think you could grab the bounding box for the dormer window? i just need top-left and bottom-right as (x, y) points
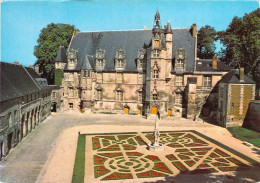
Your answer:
(117, 59), (124, 68)
(97, 59), (103, 68)
(115, 49), (126, 70)
(67, 49), (77, 69)
(137, 49), (146, 71)
(96, 48), (106, 70)
(175, 48), (186, 71)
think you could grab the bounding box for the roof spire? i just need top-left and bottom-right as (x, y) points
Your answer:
(166, 21), (172, 33)
(154, 10), (161, 28)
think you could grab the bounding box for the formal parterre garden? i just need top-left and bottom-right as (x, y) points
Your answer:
(72, 131), (257, 182)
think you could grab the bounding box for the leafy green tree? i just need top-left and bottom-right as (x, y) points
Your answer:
(218, 9), (260, 80)
(197, 25), (217, 59)
(34, 23), (77, 84)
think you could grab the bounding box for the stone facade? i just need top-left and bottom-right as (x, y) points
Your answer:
(55, 11), (255, 123)
(0, 62), (52, 160)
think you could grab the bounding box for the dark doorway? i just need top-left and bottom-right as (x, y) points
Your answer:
(0, 141), (3, 159)
(7, 132), (13, 152)
(51, 102), (57, 112)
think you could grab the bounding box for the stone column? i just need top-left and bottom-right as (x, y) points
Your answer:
(186, 83), (197, 119)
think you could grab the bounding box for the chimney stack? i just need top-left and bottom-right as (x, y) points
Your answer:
(13, 61), (19, 65)
(239, 67), (244, 82)
(73, 29), (78, 36)
(192, 23), (197, 37)
(35, 64), (39, 74)
(212, 54), (217, 69)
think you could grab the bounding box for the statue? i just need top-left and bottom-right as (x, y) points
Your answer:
(148, 115), (164, 151)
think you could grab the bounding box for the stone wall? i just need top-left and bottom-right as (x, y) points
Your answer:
(243, 101), (260, 132)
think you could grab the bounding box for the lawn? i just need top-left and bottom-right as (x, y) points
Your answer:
(72, 134), (86, 183)
(227, 127), (260, 148)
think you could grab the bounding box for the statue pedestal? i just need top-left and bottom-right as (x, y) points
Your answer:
(148, 143), (164, 152)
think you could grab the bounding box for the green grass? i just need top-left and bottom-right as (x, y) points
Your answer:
(227, 127), (260, 148)
(72, 134), (86, 183)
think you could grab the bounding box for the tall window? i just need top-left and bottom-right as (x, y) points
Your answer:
(175, 76), (183, 86)
(138, 92), (142, 102)
(97, 90), (102, 100)
(97, 59), (103, 68)
(69, 59), (74, 64)
(153, 50), (160, 57)
(116, 91), (123, 101)
(176, 60), (184, 71)
(52, 92), (56, 98)
(117, 59), (124, 68)
(153, 93), (158, 100)
(175, 93), (182, 104)
(153, 70), (159, 79)
(69, 103), (73, 109)
(203, 76), (212, 88)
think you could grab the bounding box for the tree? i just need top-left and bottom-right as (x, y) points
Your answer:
(197, 25), (217, 59)
(34, 23), (77, 84)
(218, 9), (260, 81)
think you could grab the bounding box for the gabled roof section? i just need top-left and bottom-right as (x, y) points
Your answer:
(196, 59), (232, 72)
(55, 46), (67, 63)
(25, 67), (41, 78)
(0, 62), (41, 102)
(171, 28), (196, 73)
(219, 70), (255, 84)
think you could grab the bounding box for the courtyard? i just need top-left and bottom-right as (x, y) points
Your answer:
(0, 112), (260, 183)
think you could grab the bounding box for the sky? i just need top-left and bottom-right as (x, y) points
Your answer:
(1, 0), (259, 66)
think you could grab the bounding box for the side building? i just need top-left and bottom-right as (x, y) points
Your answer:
(0, 61), (52, 160)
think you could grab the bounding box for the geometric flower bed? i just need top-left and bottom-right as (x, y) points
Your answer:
(73, 131), (257, 182)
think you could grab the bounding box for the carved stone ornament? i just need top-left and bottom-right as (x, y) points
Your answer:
(116, 49), (126, 59)
(138, 49), (146, 60)
(176, 48), (186, 59)
(96, 48), (105, 59)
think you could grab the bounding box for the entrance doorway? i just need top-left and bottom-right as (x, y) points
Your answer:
(168, 109), (172, 116)
(124, 107), (129, 114)
(151, 106), (157, 114)
(7, 132), (13, 152)
(138, 109), (141, 115)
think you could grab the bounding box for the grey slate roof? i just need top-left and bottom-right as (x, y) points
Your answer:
(196, 59), (232, 72)
(65, 28), (196, 73)
(0, 62), (41, 102)
(26, 67), (41, 78)
(55, 46), (67, 63)
(219, 69), (255, 84)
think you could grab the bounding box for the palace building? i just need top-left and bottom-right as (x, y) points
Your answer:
(55, 11), (256, 126)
